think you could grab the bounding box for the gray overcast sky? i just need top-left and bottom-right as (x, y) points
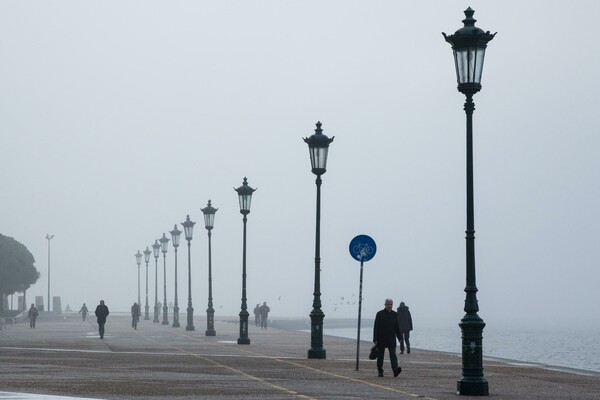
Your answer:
(1, 1), (599, 329)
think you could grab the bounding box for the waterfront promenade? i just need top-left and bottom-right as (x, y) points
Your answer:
(1, 315), (599, 399)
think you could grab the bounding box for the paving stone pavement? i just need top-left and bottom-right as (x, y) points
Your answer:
(1, 314), (599, 399)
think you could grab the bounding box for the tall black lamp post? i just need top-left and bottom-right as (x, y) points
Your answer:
(143, 246), (152, 320)
(182, 215), (196, 331)
(159, 233), (170, 325)
(304, 121), (334, 359)
(46, 234), (54, 312)
(135, 250), (142, 306)
(235, 178), (256, 345)
(152, 240), (161, 323)
(443, 8), (495, 396)
(170, 225), (182, 328)
(201, 199), (218, 336)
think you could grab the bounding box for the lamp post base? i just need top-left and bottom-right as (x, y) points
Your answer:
(206, 329), (216, 336)
(237, 337), (250, 345)
(457, 379), (489, 396)
(307, 348), (326, 359)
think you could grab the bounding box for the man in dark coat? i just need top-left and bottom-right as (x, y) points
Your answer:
(95, 300), (109, 339)
(373, 298), (402, 377)
(259, 302), (270, 329)
(397, 301), (413, 354)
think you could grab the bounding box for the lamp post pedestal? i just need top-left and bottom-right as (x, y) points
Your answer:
(237, 214), (250, 345)
(308, 308), (326, 359)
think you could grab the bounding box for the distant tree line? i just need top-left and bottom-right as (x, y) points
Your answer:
(0, 234), (40, 311)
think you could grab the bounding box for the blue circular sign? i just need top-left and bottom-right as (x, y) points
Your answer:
(349, 234), (377, 262)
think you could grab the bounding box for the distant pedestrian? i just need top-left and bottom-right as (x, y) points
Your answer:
(131, 302), (141, 329)
(79, 303), (88, 322)
(397, 302), (413, 354)
(372, 298), (402, 377)
(28, 304), (39, 328)
(259, 302), (270, 329)
(95, 300), (109, 339)
(253, 304), (261, 327)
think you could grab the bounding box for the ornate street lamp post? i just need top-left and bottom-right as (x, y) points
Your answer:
(152, 240), (161, 323)
(170, 225), (182, 328)
(201, 199), (218, 336)
(304, 121), (334, 359)
(443, 8), (495, 396)
(135, 250), (142, 306)
(182, 215), (196, 331)
(235, 178), (256, 345)
(143, 247), (152, 320)
(159, 233), (170, 325)
(46, 234), (54, 312)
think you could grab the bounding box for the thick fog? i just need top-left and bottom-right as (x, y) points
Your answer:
(1, 1), (599, 330)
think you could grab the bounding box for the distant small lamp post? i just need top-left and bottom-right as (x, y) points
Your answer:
(46, 234), (54, 312)
(201, 199), (218, 336)
(182, 215), (196, 331)
(135, 250), (142, 306)
(235, 177), (256, 345)
(159, 233), (170, 325)
(152, 240), (161, 323)
(170, 225), (182, 328)
(304, 121), (334, 359)
(443, 7), (495, 396)
(143, 247), (152, 320)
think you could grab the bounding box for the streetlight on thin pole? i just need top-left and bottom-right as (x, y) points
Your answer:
(182, 215), (196, 331)
(152, 240), (161, 323)
(170, 225), (182, 328)
(143, 246), (152, 320)
(201, 199), (218, 336)
(304, 121), (334, 359)
(46, 234), (54, 312)
(159, 233), (170, 325)
(443, 7), (495, 396)
(235, 177), (256, 345)
(135, 250), (142, 306)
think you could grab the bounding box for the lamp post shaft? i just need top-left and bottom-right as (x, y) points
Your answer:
(144, 261), (150, 320)
(154, 257), (159, 323)
(47, 237), (51, 312)
(238, 215), (250, 344)
(206, 230), (216, 336)
(308, 175), (326, 359)
(162, 253), (169, 325)
(137, 265), (141, 306)
(172, 247), (180, 327)
(457, 94), (488, 395)
(186, 240), (195, 331)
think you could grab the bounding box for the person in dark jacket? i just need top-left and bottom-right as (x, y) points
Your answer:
(95, 300), (109, 339)
(372, 298), (402, 377)
(396, 301), (413, 354)
(28, 304), (39, 328)
(259, 302), (270, 329)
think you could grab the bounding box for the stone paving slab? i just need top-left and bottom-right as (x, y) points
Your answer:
(1, 315), (599, 399)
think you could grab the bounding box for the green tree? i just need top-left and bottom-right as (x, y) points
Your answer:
(0, 234), (40, 311)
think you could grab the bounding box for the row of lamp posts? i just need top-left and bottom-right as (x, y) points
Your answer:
(132, 9), (493, 395)
(134, 200), (219, 335)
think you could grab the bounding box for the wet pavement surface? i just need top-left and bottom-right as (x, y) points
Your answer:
(1, 315), (599, 399)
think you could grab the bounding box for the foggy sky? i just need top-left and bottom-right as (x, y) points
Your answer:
(1, 1), (599, 330)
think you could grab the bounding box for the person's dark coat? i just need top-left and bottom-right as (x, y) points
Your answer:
(396, 304), (413, 332)
(373, 308), (401, 347)
(95, 303), (109, 323)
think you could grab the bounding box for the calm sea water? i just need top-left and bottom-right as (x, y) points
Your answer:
(323, 325), (600, 374)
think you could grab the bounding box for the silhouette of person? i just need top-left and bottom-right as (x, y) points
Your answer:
(79, 303), (88, 322)
(253, 304), (261, 327)
(94, 300), (109, 339)
(373, 298), (402, 377)
(259, 302), (270, 329)
(396, 301), (413, 354)
(28, 304), (39, 328)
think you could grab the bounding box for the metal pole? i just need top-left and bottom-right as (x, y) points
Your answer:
(154, 256), (159, 323)
(46, 235), (53, 312)
(144, 260), (150, 320)
(186, 240), (195, 331)
(309, 175), (326, 359)
(172, 246), (180, 327)
(206, 229), (216, 336)
(238, 215), (250, 344)
(162, 252), (169, 325)
(355, 260), (365, 370)
(458, 93), (488, 394)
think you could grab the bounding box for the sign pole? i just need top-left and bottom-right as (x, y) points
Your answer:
(355, 259), (364, 371)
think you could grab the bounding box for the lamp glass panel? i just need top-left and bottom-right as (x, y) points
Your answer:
(171, 232), (181, 247)
(136, 253), (142, 264)
(153, 245), (160, 258)
(238, 193), (252, 212)
(309, 146), (329, 170)
(144, 250), (151, 263)
(454, 47), (486, 84)
(204, 213), (215, 228)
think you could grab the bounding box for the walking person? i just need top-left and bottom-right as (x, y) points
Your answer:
(95, 300), (109, 339)
(79, 303), (88, 322)
(259, 302), (270, 329)
(397, 301), (413, 354)
(131, 302), (141, 329)
(372, 298), (402, 377)
(253, 304), (261, 327)
(28, 304), (39, 328)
